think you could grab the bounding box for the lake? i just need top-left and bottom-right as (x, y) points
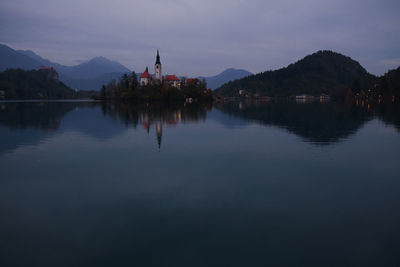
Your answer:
(1, 100), (400, 266)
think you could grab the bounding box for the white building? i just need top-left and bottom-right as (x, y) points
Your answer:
(139, 66), (151, 86)
(164, 75), (180, 88)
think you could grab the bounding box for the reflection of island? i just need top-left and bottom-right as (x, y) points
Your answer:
(0, 101), (212, 154)
(99, 102), (212, 150)
(366, 100), (400, 132)
(215, 100), (400, 145)
(1, 99), (399, 154)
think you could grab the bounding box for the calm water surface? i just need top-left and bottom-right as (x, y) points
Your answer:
(1, 100), (400, 266)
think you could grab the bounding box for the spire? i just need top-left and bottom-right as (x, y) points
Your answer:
(145, 66), (148, 72)
(155, 49), (161, 65)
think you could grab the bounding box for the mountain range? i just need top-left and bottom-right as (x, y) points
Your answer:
(199, 69), (252, 89)
(0, 44), (252, 91)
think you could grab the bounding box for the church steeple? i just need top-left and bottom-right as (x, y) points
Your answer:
(155, 49), (161, 65)
(154, 49), (162, 81)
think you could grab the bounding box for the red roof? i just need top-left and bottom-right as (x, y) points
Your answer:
(140, 69), (151, 79)
(40, 66), (55, 71)
(186, 78), (198, 84)
(164, 75), (180, 81)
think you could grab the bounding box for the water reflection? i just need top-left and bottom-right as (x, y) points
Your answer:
(1, 100), (400, 267)
(215, 99), (400, 145)
(99, 102), (212, 149)
(0, 101), (90, 130)
(0, 100), (399, 153)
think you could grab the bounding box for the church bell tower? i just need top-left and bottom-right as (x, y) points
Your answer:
(154, 49), (162, 81)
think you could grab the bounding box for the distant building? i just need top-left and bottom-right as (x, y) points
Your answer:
(296, 94), (314, 103)
(39, 66), (59, 81)
(39, 66), (56, 71)
(140, 66), (151, 86)
(164, 75), (180, 88)
(186, 78), (198, 85)
(319, 94), (330, 102)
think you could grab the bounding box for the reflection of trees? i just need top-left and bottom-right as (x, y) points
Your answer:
(99, 102), (211, 128)
(0, 101), (95, 131)
(2, 99), (398, 149)
(354, 100), (400, 132)
(215, 100), (377, 145)
(99, 101), (212, 149)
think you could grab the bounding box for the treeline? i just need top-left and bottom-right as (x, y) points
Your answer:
(0, 69), (96, 99)
(378, 67), (400, 97)
(349, 66), (400, 102)
(98, 72), (213, 101)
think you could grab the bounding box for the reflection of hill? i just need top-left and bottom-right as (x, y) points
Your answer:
(0, 101), (213, 154)
(0, 101), (97, 155)
(60, 105), (127, 140)
(215, 101), (374, 145)
(367, 102), (400, 131)
(2, 100), (398, 153)
(0, 101), (83, 130)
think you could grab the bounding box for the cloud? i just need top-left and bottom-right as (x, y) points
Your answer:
(0, 0), (399, 76)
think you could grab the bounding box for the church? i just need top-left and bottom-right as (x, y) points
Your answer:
(139, 50), (180, 88)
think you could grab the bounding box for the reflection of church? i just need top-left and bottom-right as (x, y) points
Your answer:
(99, 102), (209, 150)
(140, 110), (182, 151)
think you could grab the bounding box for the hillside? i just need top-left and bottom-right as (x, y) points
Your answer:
(379, 67), (400, 97)
(199, 68), (252, 89)
(0, 69), (79, 99)
(215, 50), (374, 97)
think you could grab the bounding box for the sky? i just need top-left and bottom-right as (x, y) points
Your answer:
(1, 0), (400, 76)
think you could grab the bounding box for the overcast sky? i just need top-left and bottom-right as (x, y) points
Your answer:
(1, 0), (399, 76)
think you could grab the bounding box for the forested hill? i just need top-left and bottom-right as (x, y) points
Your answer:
(215, 50), (374, 98)
(378, 66), (400, 97)
(0, 69), (84, 99)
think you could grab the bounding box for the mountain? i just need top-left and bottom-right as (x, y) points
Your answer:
(17, 49), (63, 68)
(19, 50), (131, 90)
(59, 57), (130, 80)
(215, 50), (374, 98)
(62, 72), (131, 92)
(199, 68), (252, 90)
(0, 44), (41, 71)
(1, 44), (131, 91)
(18, 49), (131, 79)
